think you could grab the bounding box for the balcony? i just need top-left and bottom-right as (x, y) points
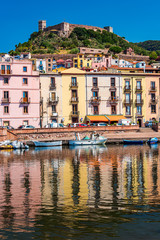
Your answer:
(93, 111), (99, 115)
(50, 112), (58, 119)
(91, 85), (99, 91)
(50, 84), (56, 90)
(20, 97), (31, 104)
(107, 96), (119, 105)
(150, 98), (158, 105)
(124, 85), (131, 92)
(48, 96), (59, 104)
(149, 86), (157, 92)
(135, 86), (142, 92)
(135, 99), (144, 105)
(123, 99), (133, 105)
(70, 111), (80, 117)
(70, 97), (79, 103)
(109, 86), (117, 91)
(90, 96), (101, 105)
(136, 112), (143, 117)
(70, 83), (78, 89)
(1, 97), (10, 103)
(0, 70), (12, 75)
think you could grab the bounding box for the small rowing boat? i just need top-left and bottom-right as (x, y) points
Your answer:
(33, 141), (62, 147)
(123, 139), (144, 145)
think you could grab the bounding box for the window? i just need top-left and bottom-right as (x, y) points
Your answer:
(125, 93), (130, 103)
(48, 64), (51, 67)
(23, 91), (28, 102)
(48, 59), (51, 62)
(93, 78), (98, 87)
(52, 105), (56, 112)
(137, 106), (142, 115)
(136, 81), (141, 89)
(23, 78), (28, 84)
(136, 93), (142, 103)
(4, 78), (8, 84)
(125, 80), (130, 89)
(23, 66), (27, 72)
(87, 63), (89, 67)
(4, 91), (9, 99)
(40, 60), (42, 65)
(3, 121), (9, 126)
(48, 68), (51, 71)
(151, 93), (155, 101)
(151, 81), (155, 90)
(111, 105), (116, 114)
(23, 120), (28, 126)
(51, 77), (55, 87)
(4, 106), (9, 114)
(23, 106), (28, 113)
(111, 78), (115, 87)
(111, 91), (116, 100)
(72, 104), (78, 114)
(72, 90), (77, 100)
(93, 91), (98, 99)
(71, 77), (77, 86)
(126, 106), (131, 115)
(75, 64), (77, 68)
(151, 105), (156, 113)
(93, 106), (99, 115)
(74, 60), (77, 63)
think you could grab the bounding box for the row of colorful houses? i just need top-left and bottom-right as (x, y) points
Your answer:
(0, 56), (160, 128)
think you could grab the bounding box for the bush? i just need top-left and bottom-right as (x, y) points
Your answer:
(109, 46), (122, 54)
(69, 48), (79, 54)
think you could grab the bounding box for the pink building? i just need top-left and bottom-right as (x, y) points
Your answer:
(91, 56), (112, 69)
(0, 57), (40, 128)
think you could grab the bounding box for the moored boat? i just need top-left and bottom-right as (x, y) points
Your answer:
(123, 139), (144, 145)
(69, 132), (107, 146)
(147, 137), (158, 144)
(33, 140), (62, 147)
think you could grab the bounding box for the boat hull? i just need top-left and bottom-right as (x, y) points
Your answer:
(148, 137), (158, 145)
(123, 140), (144, 145)
(69, 139), (107, 146)
(33, 141), (62, 147)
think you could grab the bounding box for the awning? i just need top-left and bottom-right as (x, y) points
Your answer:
(86, 115), (109, 122)
(106, 115), (126, 122)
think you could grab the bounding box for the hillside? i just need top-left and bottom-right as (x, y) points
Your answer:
(136, 40), (160, 53)
(9, 27), (149, 56)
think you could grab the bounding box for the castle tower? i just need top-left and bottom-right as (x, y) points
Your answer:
(38, 20), (46, 31)
(104, 26), (113, 33)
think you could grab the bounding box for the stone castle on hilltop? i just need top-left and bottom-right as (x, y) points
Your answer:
(38, 20), (113, 38)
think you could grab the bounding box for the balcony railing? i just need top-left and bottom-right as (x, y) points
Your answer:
(135, 99), (144, 105)
(124, 85), (131, 92)
(150, 98), (158, 105)
(50, 84), (56, 90)
(48, 96), (59, 104)
(0, 70), (12, 75)
(70, 83), (78, 89)
(107, 96), (119, 105)
(90, 96), (101, 105)
(1, 97), (10, 103)
(93, 111), (99, 115)
(109, 86), (117, 91)
(20, 97), (31, 104)
(136, 111), (143, 116)
(149, 86), (157, 92)
(91, 85), (99, 91)
(135, 86), (142, 92)
(51, 112), (58, 118)
(123, 99), (133, 105)
(70, 97), (79, 103)
(70, 111), (80, 116)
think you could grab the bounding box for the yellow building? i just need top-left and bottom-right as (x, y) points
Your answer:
(145, 74), (160, 122)
(122, 73), (146, 126)
(73, 54), (92, 69)
(61, 68), (86, 124)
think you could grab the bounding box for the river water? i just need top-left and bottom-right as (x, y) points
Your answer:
(0, 144), (160, 239)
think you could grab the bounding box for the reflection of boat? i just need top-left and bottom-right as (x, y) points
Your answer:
(0, 140), (29, 149)
(69, 132), (107, 146)
(123, 140), (144, 145)
(33, 146), (62, 152)
(147, 137), (158, 144)
(69, 145), (107, 150)
(33, 141), (62, 147)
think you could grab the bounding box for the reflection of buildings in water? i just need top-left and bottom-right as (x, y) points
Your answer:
(0, 157), (41, 230)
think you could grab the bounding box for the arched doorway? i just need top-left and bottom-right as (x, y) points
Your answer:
(137, 119), (142, 127)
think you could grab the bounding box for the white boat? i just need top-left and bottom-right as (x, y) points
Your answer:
(69, 132), (107, 146)
(33, 141), (62, 147)
(12, 140), (29, 149)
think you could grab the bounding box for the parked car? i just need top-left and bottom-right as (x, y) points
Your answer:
(89, 123), (97, 127)
(7, 126), (14, 130)
(97, 122), (107, 126)
(18, 125), (26, 129)
(24, 125), (35, 129)
(76, 123), (88, 127)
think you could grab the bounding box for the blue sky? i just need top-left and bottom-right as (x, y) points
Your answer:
(1, 0), (160, 53)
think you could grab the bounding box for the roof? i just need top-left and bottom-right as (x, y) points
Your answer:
(106, 115), (126, 121)
(87, 115), (109, 122)
(57, 59), (65, 63)
(61, 67), (85, 74)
